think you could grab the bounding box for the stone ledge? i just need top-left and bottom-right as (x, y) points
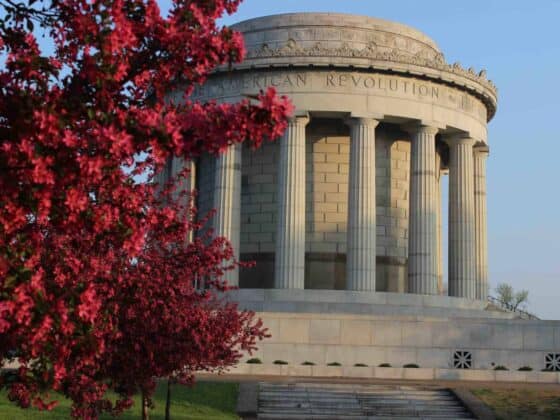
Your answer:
(219, 364), (560, 384)
(226, 288), (516, 320)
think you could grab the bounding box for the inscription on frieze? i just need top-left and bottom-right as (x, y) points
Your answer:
(325, 73), (440, 98)
(192, 70), (485, 120)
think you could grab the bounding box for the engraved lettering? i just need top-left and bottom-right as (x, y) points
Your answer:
(252, 76), (262, 89)
(271, 75), (281, 87)
(432, 87), (439, 99)
(296, 74), (307, 87)
(351, 75), (362, 87)
(364, 76), (375, 88)
(378, 77), (386, 90)
(402, 81), (409, 93)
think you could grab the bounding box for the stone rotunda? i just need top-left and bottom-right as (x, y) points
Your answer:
(165, 14), (560, 372)
(190, 13), (495, 300)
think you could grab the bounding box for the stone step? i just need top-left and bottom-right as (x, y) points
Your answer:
(259, 392), (456, 400)
(258, 407), (470, 414)
(259, 396), (458, 404)
(258, 415), (473, 420)
(260, 391), (453, 400)
(257, 383), (474, 419)
(260, 387), (451, 395)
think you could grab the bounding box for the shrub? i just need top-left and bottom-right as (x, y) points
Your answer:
(273, 360), (288, 365)
(327, 362), (341, 366)
(246, 358), (262, 364)
(494, 365), (508, 371)
(518, 366), (533, 371)
(378, 363), (392, 368)
(403, 363), (419, 368)
(354, 363), (368, 367)
(301, 361), (315, 366)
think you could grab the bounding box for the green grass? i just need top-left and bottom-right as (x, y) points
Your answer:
(472, 388), (560, 420)
(0, 381), (240, 419)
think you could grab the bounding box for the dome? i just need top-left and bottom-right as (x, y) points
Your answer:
(232, 12), (442, 60)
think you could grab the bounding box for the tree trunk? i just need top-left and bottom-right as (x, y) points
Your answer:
(165, 378), (172, 420)
(142, 392), (150, 420)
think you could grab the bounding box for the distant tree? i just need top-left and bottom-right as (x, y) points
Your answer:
(495, 283), (529, 311)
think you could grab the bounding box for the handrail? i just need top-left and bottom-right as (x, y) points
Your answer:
(487, 296), (539, 320)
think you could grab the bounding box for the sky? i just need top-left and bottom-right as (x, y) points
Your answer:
(211, 0), (560, 319)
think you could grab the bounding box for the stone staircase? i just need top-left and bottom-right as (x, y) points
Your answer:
(256, 383), (475, 419)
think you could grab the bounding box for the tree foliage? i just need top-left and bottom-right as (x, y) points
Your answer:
(495, 283), (529, 311)
(0, 0), (292, 417)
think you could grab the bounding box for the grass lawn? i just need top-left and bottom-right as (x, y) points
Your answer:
(0, 381), (240, 419)
(472, 388), (560, 420)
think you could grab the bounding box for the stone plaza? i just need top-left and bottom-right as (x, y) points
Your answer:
(166, 13), (560, 376)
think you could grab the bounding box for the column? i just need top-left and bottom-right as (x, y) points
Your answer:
(435, 153), (444, 295)
(407, 125), (439, 295)
(214, 144), (242, 286)
(275, 115), (309, 289)
(156, 156), (196, 220)
(447, 136), (476, 299)
(474, 147), (489, 300)
(346, 117), (379, 292)
(173, 157), (197, 242)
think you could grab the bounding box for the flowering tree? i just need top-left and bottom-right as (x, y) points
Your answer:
(0, 0), (292, 418)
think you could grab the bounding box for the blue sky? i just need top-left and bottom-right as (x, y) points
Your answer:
(214, 0), (560, 318)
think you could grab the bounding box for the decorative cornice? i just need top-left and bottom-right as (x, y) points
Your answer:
(245, 40), (497, 98)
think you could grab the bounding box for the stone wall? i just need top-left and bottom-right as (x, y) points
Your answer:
(245, 310), (560, 371)
(196, 153), (216, 237)
(305, 120), (349, 289)
(196, 121), (446, 291)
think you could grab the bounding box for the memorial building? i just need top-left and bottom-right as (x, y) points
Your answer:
(167, 13), (560, 375)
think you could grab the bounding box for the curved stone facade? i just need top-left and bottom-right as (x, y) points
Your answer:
(184, 13), (497, 301)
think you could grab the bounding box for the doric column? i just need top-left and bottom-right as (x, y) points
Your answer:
(406, 125), (439, 295)
(214, 144), (242, 286)
(447, 136), (476, 299)
(275, 115), (309, 289)
(176, 158), (197, 243)
(157, 157), (197, 242)
(435, 153), (445, 295)
(474, 146), (489, 300)
(346, 117), (379, 292)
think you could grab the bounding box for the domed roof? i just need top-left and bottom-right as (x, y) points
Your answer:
(232, 13), (442, 61)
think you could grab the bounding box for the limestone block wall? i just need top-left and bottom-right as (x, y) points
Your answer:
(377, 129), (411, 292)
(246, 311), (560, 372)
(196, 153), (216, 236)
(196, 121), (436, 291)
(305, 120), (349, 289)
(303, 121), (410, 291)
(238, 141), (279, 287)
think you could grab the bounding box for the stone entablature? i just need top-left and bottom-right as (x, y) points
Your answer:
(193, 69), (489, 144)
(227, 13), (497, 121)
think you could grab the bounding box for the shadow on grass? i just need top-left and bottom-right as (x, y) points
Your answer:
(0, 381), (239, 420)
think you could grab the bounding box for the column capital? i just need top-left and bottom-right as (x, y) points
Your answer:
(474, 145), (490, 156)
(345, 116), (380, 128)
(287, 114), (311, 126)
(444, 134), (476, 147)
(402, 122), (441, 136)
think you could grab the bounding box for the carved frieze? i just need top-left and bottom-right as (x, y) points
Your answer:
(244, 39), (497, 96)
